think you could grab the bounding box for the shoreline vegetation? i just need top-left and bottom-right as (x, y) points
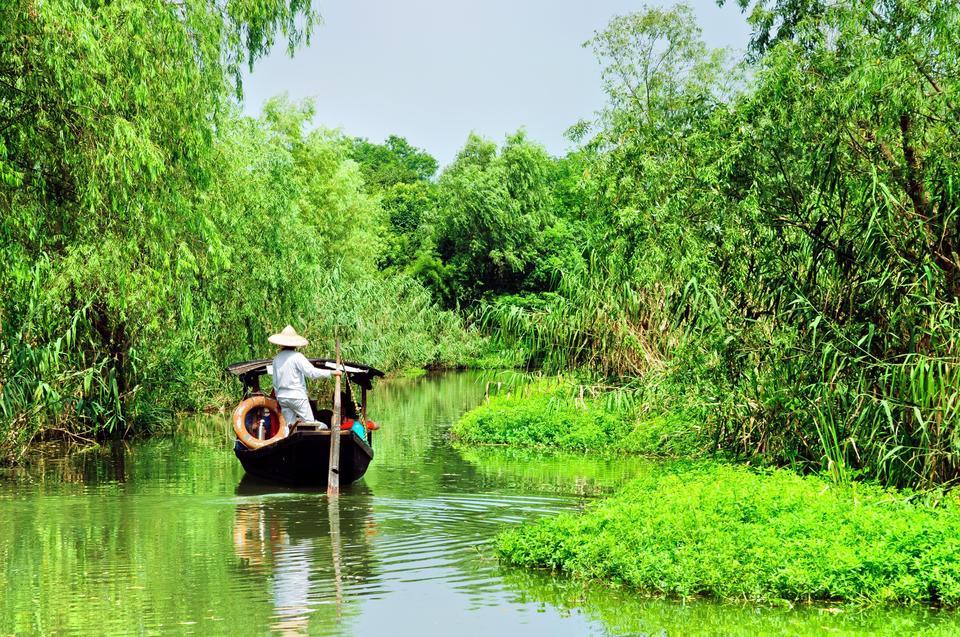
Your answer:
(454, 387), (960, 607)
(5, 0), (958, 480)
(452, 380), (706, 457)
(496, 461), (960, 607)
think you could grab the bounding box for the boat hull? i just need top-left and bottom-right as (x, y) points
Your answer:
(234, 430), (373, 486)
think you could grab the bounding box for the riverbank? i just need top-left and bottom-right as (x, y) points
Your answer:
(451, 381), (706, 456)
(453, 385), (960, 607)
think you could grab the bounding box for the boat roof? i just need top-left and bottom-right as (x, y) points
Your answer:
(226, 358), (385, 390)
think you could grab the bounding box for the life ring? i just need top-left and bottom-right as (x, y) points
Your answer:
(233, 395), (288, 449)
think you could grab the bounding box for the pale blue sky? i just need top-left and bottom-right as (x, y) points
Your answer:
(241, 1), (751, 167)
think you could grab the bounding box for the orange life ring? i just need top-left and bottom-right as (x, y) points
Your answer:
(233, 395), (288, 449)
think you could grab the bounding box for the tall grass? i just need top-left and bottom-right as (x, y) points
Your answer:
(484, 251), (682, 377)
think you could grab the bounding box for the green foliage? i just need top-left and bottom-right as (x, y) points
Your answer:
(379, 181), (439, 270)
(7, 0), (960, 494)
(431, 132), (581, 306)
(346, 129), (586, 311)
(349, 135), (438, 189)
(347, 135), (440, 271)
(453, 391), (629, 452)
(588, 3), (732, 127)
(486, 2), (960, 489)
(0, 0), (314, 459)
(720, 0), (828, 56)
(458, 339), (529, 371)
(497, 463), (960, 606)
(484, 2), (734, 378)
(0, 1), (479, 462)
(705, 1), (960, 487)
(452, 382), (708, 456)
(617, 411), (707, 457)
(298, 264), (480, 372)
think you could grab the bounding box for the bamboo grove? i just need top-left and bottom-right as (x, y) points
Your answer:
(2, 0), (959, 489)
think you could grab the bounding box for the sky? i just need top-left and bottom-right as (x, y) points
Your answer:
(241, 0), (753, 167)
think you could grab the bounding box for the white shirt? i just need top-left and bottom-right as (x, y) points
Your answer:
(271, 350), (332, 399)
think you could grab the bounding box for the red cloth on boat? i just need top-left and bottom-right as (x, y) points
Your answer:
(339, 419), (380, 431)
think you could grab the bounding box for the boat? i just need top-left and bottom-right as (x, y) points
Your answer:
(225, 357), (384, 486)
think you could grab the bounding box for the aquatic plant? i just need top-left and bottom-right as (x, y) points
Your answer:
(452, 382), (708, 457)
(497, 463), (960, 606)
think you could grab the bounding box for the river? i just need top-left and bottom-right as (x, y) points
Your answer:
(2, 372), (958, 635)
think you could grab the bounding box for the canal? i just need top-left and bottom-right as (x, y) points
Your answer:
(2, 372), (957, 635)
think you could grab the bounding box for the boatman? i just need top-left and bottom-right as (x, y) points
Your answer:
(268, 325), (341, 432)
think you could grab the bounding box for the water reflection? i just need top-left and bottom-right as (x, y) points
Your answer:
(498, 567), (960, 637)
(241, 501), (314, 634)
(232, 480), (378, 635)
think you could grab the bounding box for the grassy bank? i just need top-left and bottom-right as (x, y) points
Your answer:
(451, 382), (706, 456)
(496, 463), (960, 606)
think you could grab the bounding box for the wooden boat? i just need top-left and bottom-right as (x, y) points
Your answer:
(226, 358), (384, 486)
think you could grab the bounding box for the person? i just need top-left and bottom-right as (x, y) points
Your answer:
(339, 385), (358, 420)
(268, 325), (341, 432)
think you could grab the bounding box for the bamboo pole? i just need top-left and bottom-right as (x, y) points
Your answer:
(327, 339), (342, 496)
(327, 493), (343, 617)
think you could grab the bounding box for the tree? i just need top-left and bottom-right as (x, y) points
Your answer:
(719, 0), (829, 56)
(349, 135), (438, 189)
(0, 0), (319, 453)
(432, 132), (573, 306)
(346, 135), (439, 271)
(491, 1), (960, 487)
(587, 3), (730, 130)
(707, 0), (960, 484)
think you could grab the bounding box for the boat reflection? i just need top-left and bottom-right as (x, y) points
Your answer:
(233, 478), (378, 635)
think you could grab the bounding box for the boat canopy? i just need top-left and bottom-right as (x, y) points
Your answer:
(226, 358), (385, 391)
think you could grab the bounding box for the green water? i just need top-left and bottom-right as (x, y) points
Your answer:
(2, 372), (959, 636)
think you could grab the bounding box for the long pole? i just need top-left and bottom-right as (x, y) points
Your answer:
(327, 493), (343, 617)
(327, 339), (342, 496)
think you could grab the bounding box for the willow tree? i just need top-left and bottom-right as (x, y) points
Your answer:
(0, 0), (317, 457)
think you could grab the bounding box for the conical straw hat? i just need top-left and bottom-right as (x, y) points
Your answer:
(268, 325), (309, 347)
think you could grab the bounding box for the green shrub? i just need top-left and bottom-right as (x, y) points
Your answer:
(452, 383), (711, 456)
(497, 463), (960, 606)
(452, 390), (630, 452)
